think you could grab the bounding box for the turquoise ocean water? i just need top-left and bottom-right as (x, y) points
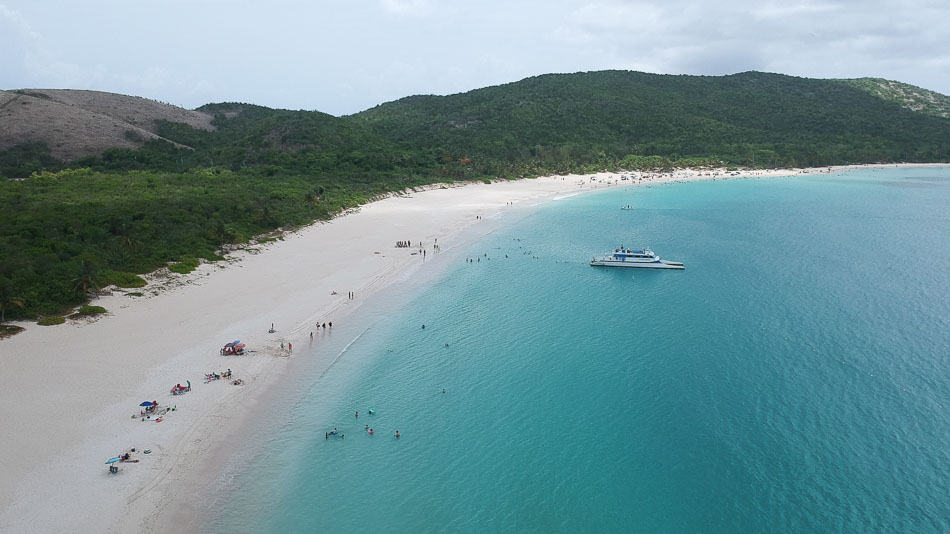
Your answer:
(210, 167), (950, 532)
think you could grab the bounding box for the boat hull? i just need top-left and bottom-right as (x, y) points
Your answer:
(589, 259), (684, 270)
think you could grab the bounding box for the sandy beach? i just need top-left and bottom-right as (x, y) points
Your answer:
(0, 164), (935, 532)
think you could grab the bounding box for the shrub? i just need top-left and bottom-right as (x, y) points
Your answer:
(37, 316), (66, 326)
(0, 324), (25, 338)
(78, 305), (107, 315)
(103, 271), (147, 288)
(168, 256), (200, 274)
(168, 263), (191, 274)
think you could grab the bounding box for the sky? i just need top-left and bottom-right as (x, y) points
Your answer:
(1, 0), (948, 116)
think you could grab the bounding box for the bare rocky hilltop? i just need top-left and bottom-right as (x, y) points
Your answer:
(0, 89), (213, 161)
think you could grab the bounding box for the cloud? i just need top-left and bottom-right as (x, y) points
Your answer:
(543, 0), (950, 95)
(0, 4), (87, 88)
(379, 0), (432, 16)
(2, 0), (948, 113)
(752, 1), (840, 20)
(0, 4), (39, 84)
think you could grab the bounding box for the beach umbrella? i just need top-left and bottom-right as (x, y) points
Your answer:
(139, 401), (154, 406)
(105, 457), (121, 464)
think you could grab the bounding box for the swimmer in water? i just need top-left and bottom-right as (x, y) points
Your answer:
(369, 428), (374, 435)
(395, 430), (400, 438)
(442, 388), (446, 393)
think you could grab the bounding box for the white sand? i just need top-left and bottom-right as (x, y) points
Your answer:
(0, 164), (930, 532)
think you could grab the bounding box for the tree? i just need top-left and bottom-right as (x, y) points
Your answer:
(0, 276), (24, 323)
(72, 258), (101, 300)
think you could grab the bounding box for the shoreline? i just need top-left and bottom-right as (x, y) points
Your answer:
(0, 163), (944, 532)
(155, 199), (532, 533)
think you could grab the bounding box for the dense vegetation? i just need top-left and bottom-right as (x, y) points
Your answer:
(0, 166), (437, 319)
(354, 71), (950, 173)
(0, 142), (62, 178)
(841, 77), (950, 119)
(2, 70), (949, 320)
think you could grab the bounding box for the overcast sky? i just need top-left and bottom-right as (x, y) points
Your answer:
(2, 0), (948, 116)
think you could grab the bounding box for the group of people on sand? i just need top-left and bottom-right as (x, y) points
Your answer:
(138, 400), (172, 422)
(205, 369), (231, 381)
(142, 401), (159, 414)
(109, 448), (144, 473)
(309, 321), (333, 341)
(119, 449), (141, 463)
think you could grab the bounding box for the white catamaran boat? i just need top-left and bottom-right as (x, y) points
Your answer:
(589, 245), (684, 270)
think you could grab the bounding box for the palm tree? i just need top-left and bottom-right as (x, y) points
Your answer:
(0, 276), (24, 324)
(73, 258), (101, 300)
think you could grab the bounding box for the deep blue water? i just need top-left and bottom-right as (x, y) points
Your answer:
(211, 167), (950, 533)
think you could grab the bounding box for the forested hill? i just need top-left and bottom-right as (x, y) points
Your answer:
(2, 70), (950, 323)
(352, 70), (950, 173)
(4, 71), (950, 179)
(840, 77), (950, 118)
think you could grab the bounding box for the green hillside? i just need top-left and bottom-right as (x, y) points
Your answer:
(841, 78), (950, 119)
(68, 102), (436, 178)
(0, 106), (443, 321)
(353, 70), (950, 174)
(2, 70), (950, 322)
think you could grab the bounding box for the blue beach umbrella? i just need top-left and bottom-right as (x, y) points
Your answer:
(139, 401), (154, 407)
(105, 457), (121, 464)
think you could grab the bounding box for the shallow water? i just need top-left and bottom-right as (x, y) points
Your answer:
(210, 167), (950, 533)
